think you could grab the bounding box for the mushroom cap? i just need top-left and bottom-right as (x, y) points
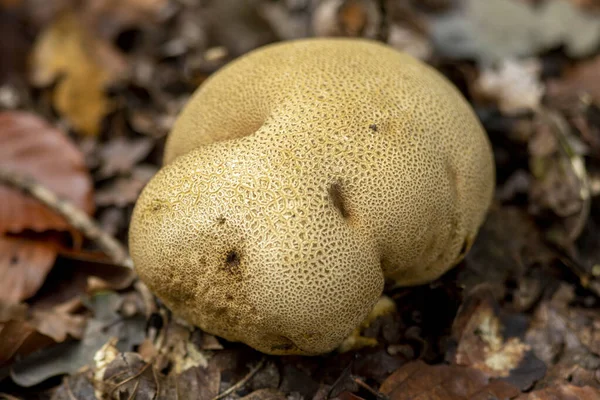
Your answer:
(129, 38), (495, 355)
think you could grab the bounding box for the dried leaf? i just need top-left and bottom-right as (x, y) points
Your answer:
(474, 59), (544, 115)
(100, 352), (157, 399)
(10, 292), (146, 387)
(452, 286), (532, 378)
(0, 237), (57, 302)
(0, 111), (94, 234)
(0, 298), (85, 367)
(515, 384), (600, 399)
(547, 55), (600, 107)
(525, 284), (600, 388)
(379, 360), (520, 400)
(29, 11), (126, 136)
(0, 111), (94, 301)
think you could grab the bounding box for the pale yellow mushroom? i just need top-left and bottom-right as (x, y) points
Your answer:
(129, 38), (495, 355)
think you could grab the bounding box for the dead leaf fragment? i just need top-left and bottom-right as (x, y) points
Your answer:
(0, 298), (86, 367)
(515, 384), (600, 399)
(0, 237), (57, 303)
(547, 55), (600, 107)
(379, 360), (520, 400)
(0, 111), (94, 234)
(475, 59), (544, 114)
(452, 287), (531, 378)
(30, 11), (126, 136)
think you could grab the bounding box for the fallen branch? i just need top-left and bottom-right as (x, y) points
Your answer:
(0, 167), (133, 269)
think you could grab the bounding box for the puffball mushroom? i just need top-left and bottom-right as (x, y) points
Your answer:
(129, 38), (495, 355)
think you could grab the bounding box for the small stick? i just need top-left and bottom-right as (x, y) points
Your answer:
(211, 357), (266, 400)
(351, 376), (389, 400)
(0, 168), (133, 269)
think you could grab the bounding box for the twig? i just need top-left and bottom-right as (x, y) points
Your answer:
(0, 168), (133, 269)
(351, 376), (389, 400)
(110, 362), (151, 396)
(211, 357), (266, 400)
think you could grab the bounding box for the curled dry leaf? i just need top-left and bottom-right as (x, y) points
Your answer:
(0, 111), (94, 234)
(30, 11), (127, 136)
(0, 111), (94, 302)
(0, 298), (86, 367)
(379, 360), (520, 400)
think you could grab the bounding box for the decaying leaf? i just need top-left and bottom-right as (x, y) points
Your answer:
(546, 55), (600, 108)
(515, 384), (600, 399)
(29, 11), (126, 136)
(0, 237), (57, 303)
(0, 111), (94, 234)
(474, 59), (544, 115)
(525, 283), (600, 388)
(450, 285), (546, 390)
(0, 111), (94, 302)
(379, 360), (520, 400)
(9, 292), (146, 387)
(0, 298), (86, 367)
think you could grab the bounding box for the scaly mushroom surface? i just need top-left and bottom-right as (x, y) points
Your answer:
(129, 38), (495, 355)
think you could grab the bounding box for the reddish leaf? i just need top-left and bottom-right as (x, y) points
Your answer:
(0, 111), (94, 235)
(379, 360), (520, 400)
(0, 237), (57, 302)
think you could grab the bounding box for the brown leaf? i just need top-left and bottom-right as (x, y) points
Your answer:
(0, 111), (94, 234)
(379, 360), (519, 400)
(0, 237), (57, 302)
(29, 11), (127, 136)
(100, 352), (158, 399)
(515, 384), (600, 399)
(0, 299), (85, 367)
(525, 284), (600, 387)
(452, 286), (532, 378)
(547, 55), (600, 108)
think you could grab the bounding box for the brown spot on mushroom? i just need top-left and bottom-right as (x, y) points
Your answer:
(369, 123), (378, 132)
(224, 249), (241, 270)
(329, 181), (350, 220)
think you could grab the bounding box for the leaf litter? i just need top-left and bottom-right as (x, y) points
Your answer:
(1, 0), (600, 399)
